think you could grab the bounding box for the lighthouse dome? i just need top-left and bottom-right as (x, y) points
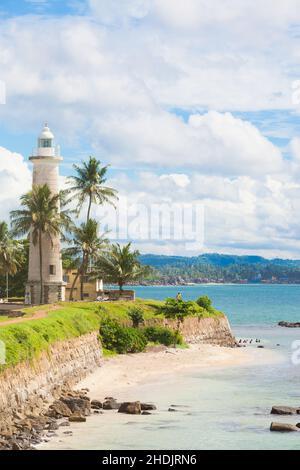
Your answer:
(39, 124), (54, 140)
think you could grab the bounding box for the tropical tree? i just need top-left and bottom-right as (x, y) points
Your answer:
(65, 219), (108, 301)
(10, 184), (72, 304)
(0, 222), (24, 301)
(95, 243), (150, 291)
(67, 157), (118, 222)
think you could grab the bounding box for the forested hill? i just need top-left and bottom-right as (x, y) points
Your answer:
(139, 253), (300, 284)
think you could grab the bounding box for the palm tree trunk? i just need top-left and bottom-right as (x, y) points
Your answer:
(6, 272), (8, 303)
(39, 230), (43, 304)
(87, 194), (92, 222)
(80, 255), (88, 300)
(69, 270), (80, 301)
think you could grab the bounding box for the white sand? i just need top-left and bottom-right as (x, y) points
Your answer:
(76, 344), (282, 400)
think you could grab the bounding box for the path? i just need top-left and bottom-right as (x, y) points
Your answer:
(0, 305), (60, 327)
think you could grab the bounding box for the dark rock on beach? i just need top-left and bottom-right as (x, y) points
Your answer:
(270, 422), (300, 432)
(278, 321), (300, 328)
(91, 400), (103, 410)
(141, 403), (157, 411)
(118, 402), (142, 415)
(103, 398), (120, 410)
(271, 406), (300, 415)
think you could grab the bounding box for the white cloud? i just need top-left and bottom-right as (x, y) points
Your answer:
(92, 110), (284, 176)
(0, 147), (31, 220)
(0, 4), (299, 256)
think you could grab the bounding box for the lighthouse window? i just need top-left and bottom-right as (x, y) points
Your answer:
(49, 265), (56, 275)
(40, 139), (52, 148)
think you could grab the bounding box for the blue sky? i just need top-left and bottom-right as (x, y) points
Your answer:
(1, 1), (300, 258)
(0, 0), (84, 17)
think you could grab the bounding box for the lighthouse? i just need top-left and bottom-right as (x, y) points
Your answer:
(26, 124), (65, 304)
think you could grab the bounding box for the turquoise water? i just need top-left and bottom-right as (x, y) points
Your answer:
(46, 285), (300, 450)
(133, 284), (300, 326)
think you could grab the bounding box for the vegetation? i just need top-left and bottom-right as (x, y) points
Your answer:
(10, 185), (72, 303)
(0, 222), (24, 300)
(66, 156), (118, 296)
(127, 306), (144, 328)
(0, 306), (102, 369)
(65, 219), (108, 301)
(139, 253), (300, 284)
(99, 316), (147, 354)
(0, 297), (223, 367)
(67, 156), (118, 223)
(95, 242), (151, 291)
(144, 326), (183, 347)
(196, 295), (213, 312)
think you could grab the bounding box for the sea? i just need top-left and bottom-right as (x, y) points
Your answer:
(44, 285), (300, 450)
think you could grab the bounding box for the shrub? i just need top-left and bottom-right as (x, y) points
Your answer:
(144, 326), (183, 346)
(196, 295), (213, 312)
(99, 316), (147, 354)
(127, 306), (144, 328)
(159, 298), (199, 322)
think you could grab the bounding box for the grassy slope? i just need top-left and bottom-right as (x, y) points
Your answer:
(0, 299), (223, 370)
(0, 300), (163, 369)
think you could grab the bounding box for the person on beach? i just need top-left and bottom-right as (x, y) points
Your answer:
(176, 292), (182, 301)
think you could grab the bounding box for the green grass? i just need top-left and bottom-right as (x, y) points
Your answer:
(0, 298), (223, 370)
(0, 316), (9, 323)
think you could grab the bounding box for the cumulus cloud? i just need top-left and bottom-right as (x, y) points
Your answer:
(92, 110), (284, 176)
(0, 147), (31, 220)
(0, 3), (299, 256)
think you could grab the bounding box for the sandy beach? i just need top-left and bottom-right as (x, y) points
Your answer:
(76, 344), (282, 400)
(39, 343), (284, 450)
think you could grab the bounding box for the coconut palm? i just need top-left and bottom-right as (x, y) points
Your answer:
(67, 157), (118, 222)
(10, 184), (72, 304)
(66, 219), (108, 301)
(0, 222), (23, 301)
(94, 243), (150, 291)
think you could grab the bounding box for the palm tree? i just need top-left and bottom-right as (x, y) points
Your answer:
(10, 185), (72, 304)
(67, 157), (118, 222)
(0, 222), (23, 301)
(66, 219), (108, 301)
(94, 243), (150, 292)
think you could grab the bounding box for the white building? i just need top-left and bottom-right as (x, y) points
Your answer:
(26, 124), (65, 304)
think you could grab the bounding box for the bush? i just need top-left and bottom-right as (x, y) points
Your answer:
(99, 316), (147, 354)
(196, 295), (213, 312)
(159, 298), (199, 321)
(144, 326), (183, 346)
(127, 306), (144, 328)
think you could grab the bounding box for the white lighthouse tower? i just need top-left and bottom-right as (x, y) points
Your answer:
(26, 124), (65, 304)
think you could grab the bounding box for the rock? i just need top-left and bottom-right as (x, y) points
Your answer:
(168, 408), (178, 412)
(63, 431), (73, 435)
(118, 402), (142, 415)
(69, 415), (87, 423)
(103, 398), (120, 410)
(46, 421), (59, 431)
(271, 406), (300, 415)
(257, 346), (264, 349)
(142, 411), (152, 415)
(59, 421), (70, 427)
(270, 422), (300, 432)
(60, 397), (91, 416)
(46, 400), (72, 418)
(278, 321), (300, 328)
(93, 410), (103, 414)
(91, 400), (103, 410)
(141, 403), (157, 411)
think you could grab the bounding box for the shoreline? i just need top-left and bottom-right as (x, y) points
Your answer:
(76, 343), (283, 399)
(39, 343), (283, 450)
